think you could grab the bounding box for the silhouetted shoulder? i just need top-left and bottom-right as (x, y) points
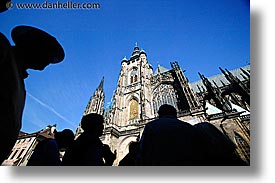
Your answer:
(0, 32), (10, 46)
(0, 32), (11, 63)
(146, 118), (193, 128)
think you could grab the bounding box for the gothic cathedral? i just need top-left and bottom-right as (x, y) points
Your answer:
(76, 44), (250, 165)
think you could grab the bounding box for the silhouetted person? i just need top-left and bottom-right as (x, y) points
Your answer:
(61, 113), (116, 166)
(0, 25), (65, 164)
(27, 129), (74, 166)
(119, 141), (139, 166)
(137, 104), (202, 166)
(0, 0), (11, 13)
(194, 122), (247, 165)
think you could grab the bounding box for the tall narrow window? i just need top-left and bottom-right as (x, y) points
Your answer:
(130, 67), (138, 84)
(129, 99), (139, 119)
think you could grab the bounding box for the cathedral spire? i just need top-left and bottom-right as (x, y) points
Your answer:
(240, 68), (250, 78)
(131, 42), (140, 57)
(83, 77), (105, 116)
(98, 76), (104, 90)
(199, 72), (231, 112)
(220, 67), (250, 106)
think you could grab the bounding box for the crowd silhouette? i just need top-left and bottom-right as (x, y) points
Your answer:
(27, 129), (74, 166)
(61, 113), (116, 166)
(0, 15), (247, 165)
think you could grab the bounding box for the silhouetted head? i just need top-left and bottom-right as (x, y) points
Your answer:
(11, 25), (65, 70)
(54, 129), (74, 151)
(81, 113), (104, 137)
(158, 104), (177, 118)
(0, 0), (11, 13)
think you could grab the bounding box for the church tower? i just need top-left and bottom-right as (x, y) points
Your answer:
(108, 43), (154, 127)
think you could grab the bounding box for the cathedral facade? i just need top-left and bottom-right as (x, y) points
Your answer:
(76, 44), (250, 166)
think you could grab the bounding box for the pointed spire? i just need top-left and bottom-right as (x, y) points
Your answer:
(157, 64), (161, 74)
(198, 72), (203, 79)
(83, 77), (105, 116)
(131, 42), (140, 56)
(240, 73), (248, 80)
(240, 68), (250, 78)
(98, 76), (104, 90)
(219, 67), (227, 75)
(197, 85), (202, 93)
(121, 56), (128, 64)
(220, 80), (226, 87)
(212, 80), (219, 88)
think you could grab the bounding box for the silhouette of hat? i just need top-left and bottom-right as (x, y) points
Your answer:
(11, 25), (65, 64)
(55, 129), (74, 149)
(55, 129), (74, 138)
(0, 0), (11, 13)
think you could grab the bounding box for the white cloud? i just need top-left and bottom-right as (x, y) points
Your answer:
(27, 92), (75, 127)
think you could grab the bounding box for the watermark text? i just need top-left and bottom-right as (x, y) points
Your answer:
(6, 0), (100, 10)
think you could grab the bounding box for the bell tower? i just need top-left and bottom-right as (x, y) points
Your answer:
(108, 43), (154, 127)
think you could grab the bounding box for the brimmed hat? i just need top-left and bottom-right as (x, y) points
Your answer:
(0, 0), (11, 13)
(11, 25), (65, 64)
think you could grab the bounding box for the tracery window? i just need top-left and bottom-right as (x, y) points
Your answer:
(152, 84), (178, 116)
(129, 99), (139, 119)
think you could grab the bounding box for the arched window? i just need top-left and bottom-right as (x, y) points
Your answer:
(130, 67), (138, 84)
(129, 99), (139, 119)
(152, 84), (178, 116)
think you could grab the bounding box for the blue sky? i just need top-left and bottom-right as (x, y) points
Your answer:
(0, 0), (250, 133)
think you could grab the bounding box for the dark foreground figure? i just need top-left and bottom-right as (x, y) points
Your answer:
(118, 141), (139, 166)
(194, 122), (247, 166)
(137, 104), (203, 166)
(0, 0), (11, 13)
(27, 129), (74, 166)
(62, 113), (116, 166)
(0, 25), (64, 164)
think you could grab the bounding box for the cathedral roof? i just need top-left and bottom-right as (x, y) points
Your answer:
(191, 65), (250, 93)
(153, 64), (169, 75)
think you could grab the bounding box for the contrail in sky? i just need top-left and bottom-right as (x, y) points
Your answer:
(27, 92), (75, 127)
